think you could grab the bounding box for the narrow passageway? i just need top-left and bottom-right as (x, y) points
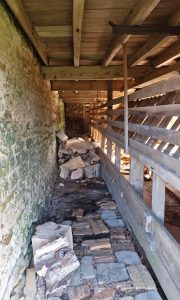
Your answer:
(35, 177), (164, 299)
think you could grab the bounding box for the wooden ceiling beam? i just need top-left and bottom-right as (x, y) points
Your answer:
(5, 0), (48, 65)
(59, 91), (107, 99)
(63, 99), (99, 104)
(73, 0), (85, 67)
(51, 80), (124, 91)
(42, 65), (152, 80)
(102, 0), (160, 66)
(152, 41), (180, 68)
(128, 9), (180, 67)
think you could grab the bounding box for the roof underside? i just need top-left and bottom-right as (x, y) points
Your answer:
(5, 0), (180, 99)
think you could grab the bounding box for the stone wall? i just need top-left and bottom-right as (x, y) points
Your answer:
(0, 4), (61, 299)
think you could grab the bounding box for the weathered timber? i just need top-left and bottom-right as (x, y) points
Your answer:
(51, 80), (124, 91)
(99, 149), (180, 300)
(123, 44), (129, 153)
(108, 103), (180, 117)
(108, 120), (180, 145)
(73, 0), (85, 66)
(94, 125), (180, 190)
(41, 65), (152, 80)
(152, 174), (165, 223)
(152, 41), (180, 68)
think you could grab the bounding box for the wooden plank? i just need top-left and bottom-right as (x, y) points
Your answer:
(35, 26), (72, 37)
(73, 0), (85, 66)
(152, 174), (166, 223)
(97, 76), (180, 109)
(51, 80), (123, 91)
(102, 0), (160, 66)
(41, 65), (152, 80)
(108, 103), (180, 117)
(152, 41), (180, 68)
(129, 157), (144, 197)
(5, 0), (48, 65)
(98, 149), (180, 300)
(135, 61), (180, 88)
(115, 145), (120, 170)
(128, 9), (180, 66)
(95, 125), (180, 190)
(129, 76), (180, 101)
(108, 120), (180, 145)
(107, 139), (112, 160)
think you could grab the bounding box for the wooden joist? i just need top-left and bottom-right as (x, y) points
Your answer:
(73, 0), (85, 67)
(128, 9), (180, 66)
(63, 99), (97, 104)
(152, 40), (180, 68)
(51, 80), (124, 91)
(102, 0), (160, 66)
(108, 120), (180, 145)
(5, 0), (48, 65)
(42, 65), (151, 80)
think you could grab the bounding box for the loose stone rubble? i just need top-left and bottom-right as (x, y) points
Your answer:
(31, 222), (79, 299)
(57, 132), (100, 180)
(39, 178), (163, 300)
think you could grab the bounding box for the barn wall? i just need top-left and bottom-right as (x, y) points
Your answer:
(0, 4), (61, 298)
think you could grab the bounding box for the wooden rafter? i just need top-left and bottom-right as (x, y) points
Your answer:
(152, 40), (180, 68)
(73, 0), (85, 67)
(128, 9), (180, 67)
(41, 65), (152, 80)
(5, 0), (48, 65)
(102, 0), (160, 66)
(51, 80), (124, 91)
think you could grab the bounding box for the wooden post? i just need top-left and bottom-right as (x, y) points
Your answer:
(123, 44), (129, 154)
(107, 139), (112, 160)
(115, 144), (121, 170)
(129, 157), (144, 198)
(152, 173), (166, 223)
(101, 135), (105, 152)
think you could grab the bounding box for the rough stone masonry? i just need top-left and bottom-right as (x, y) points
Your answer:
(0, 3), (62, 299)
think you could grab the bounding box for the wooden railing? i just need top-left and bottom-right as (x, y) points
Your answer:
(90, 76), (180, 300)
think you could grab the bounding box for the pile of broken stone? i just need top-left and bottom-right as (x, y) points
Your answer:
(32, 222), (80, 299)
(56, 131), (100, 180)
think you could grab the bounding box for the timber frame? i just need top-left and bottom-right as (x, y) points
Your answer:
(5, 1), (180, 299)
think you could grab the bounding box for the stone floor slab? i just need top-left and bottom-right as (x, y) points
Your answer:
(96, 263), (129, 284)
(115, 251), (141, 265)
(127, 265), (156, 291)
(135, 291), (162, 300)
(104, 218), (125, 228)
(80, 256), (96, 279)
(101, 210), (117, 220)
(70, 268), (81, 286)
